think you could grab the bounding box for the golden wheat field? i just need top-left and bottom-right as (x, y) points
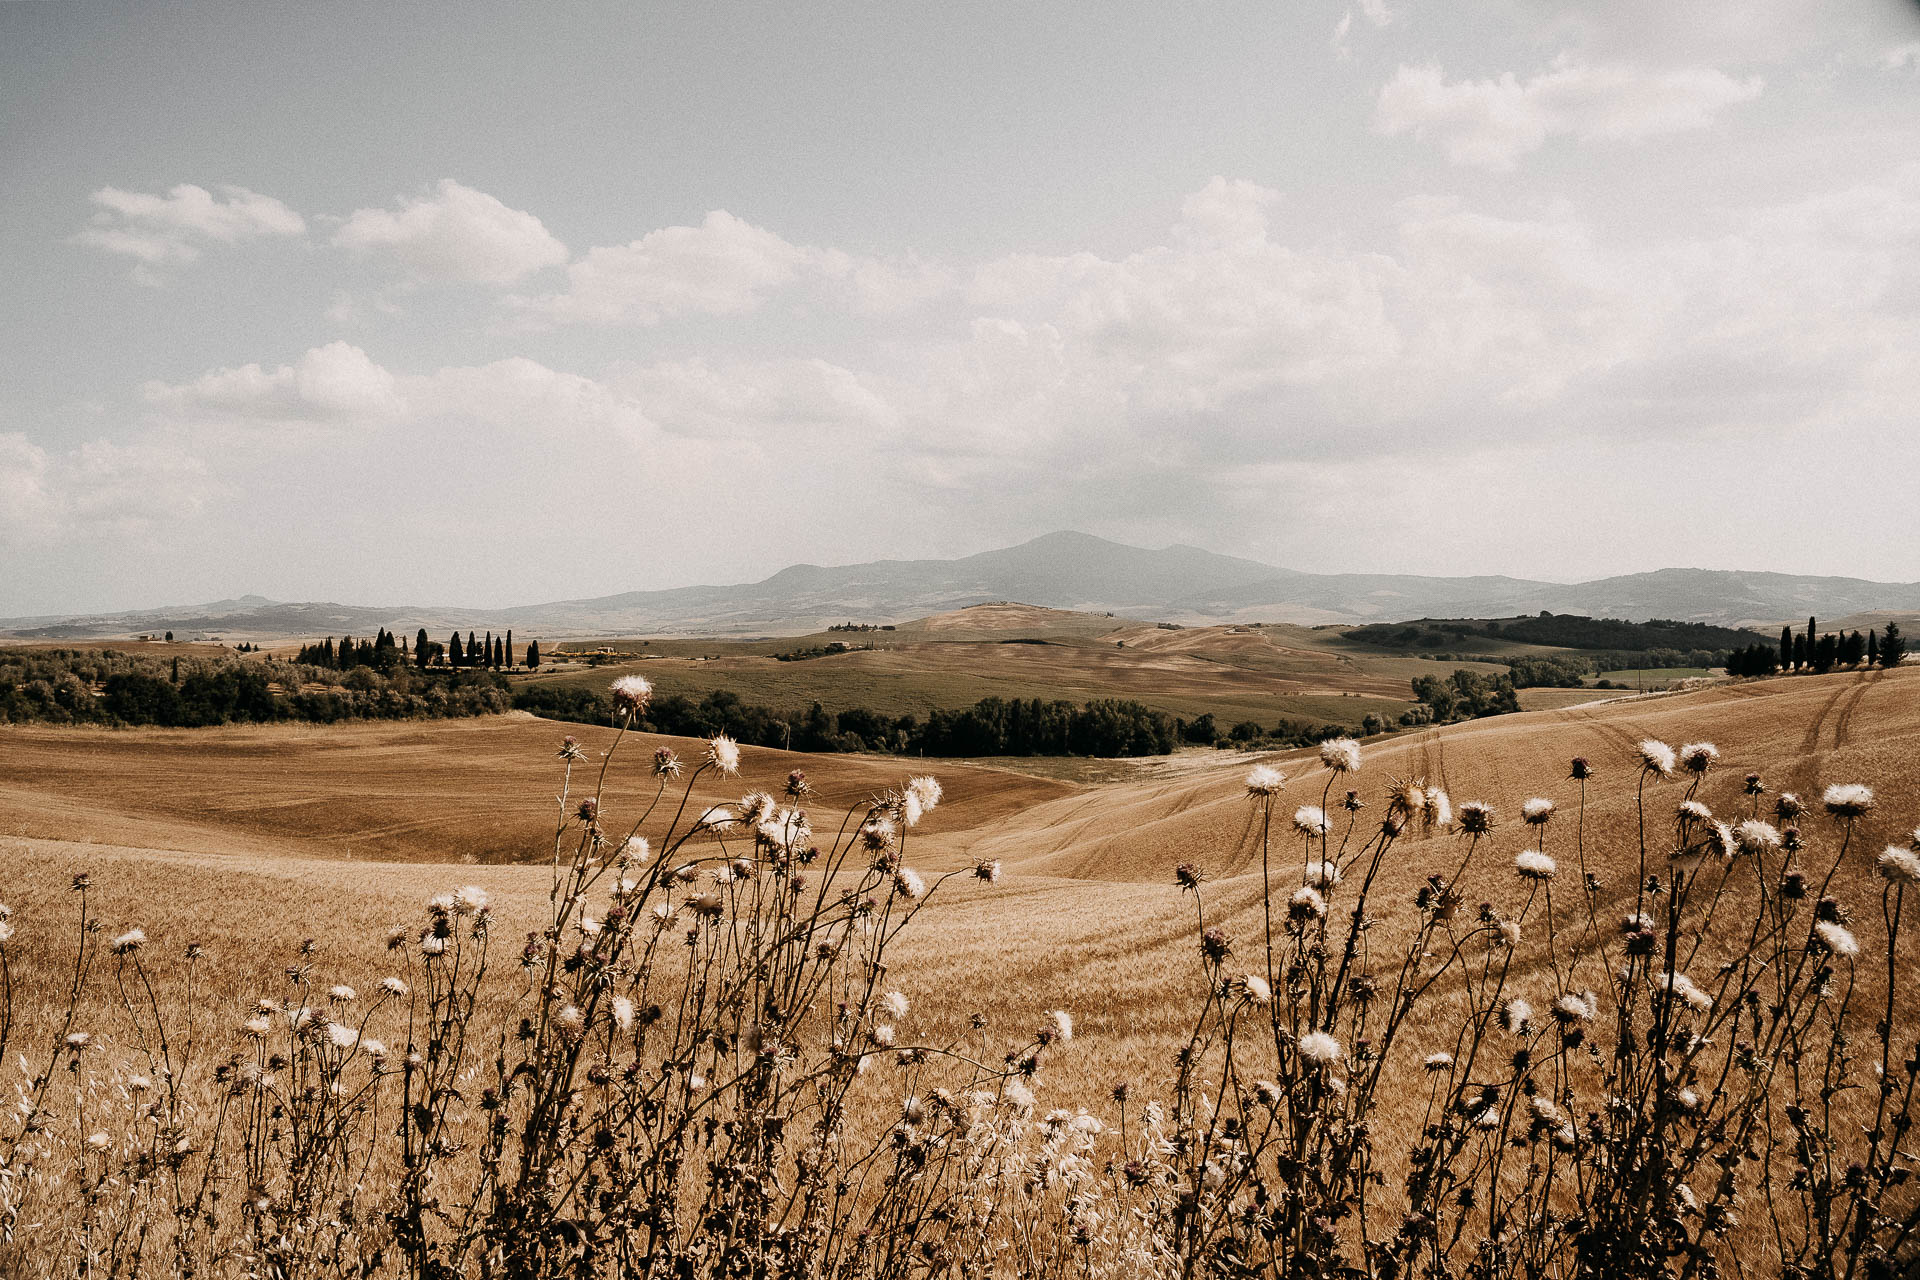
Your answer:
(2, 666), (1915, 1108)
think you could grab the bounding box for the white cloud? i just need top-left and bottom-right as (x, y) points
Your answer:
(0, 431), (210, 547)
(1375, 60), (1764, 169)
(142, 341), (404, 426)
(517, 210), (829, 326)
(332, 179), (567, 284)
(614, 357), (897, 441)
(74, 183), (305, 281)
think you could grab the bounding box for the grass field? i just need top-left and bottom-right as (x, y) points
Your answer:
(3, 664), (1913, 1272)
(526, 604), (1513, 729)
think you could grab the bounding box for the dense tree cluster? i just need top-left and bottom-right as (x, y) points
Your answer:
(1410, 668), (1521, 722)
(512, 685), (1184, 757)
(1774, 617), (1904, 675)
(1347, 612), (1758, 654)
(1505, 655), (1593, 688)
(0, 648), (509, 727)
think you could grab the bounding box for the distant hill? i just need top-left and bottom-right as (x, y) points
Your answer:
(7, 532), (1920, 639)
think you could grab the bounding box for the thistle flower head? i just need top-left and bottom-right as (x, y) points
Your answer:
(1776, 792), (1805, 820)
(706, 735), (741, 776)
(621, 836), (650, 866)
(1244, 764), (1285, 797)
(1457, 802), (1495, 835)
(1677, 799), (1712, 826)
(453, 886), (488, 916)
(328, 984), (357, 1004)
(1303, 859), (1341, 889)
(1422, 788), (1452, 829)
(1553, 992), (1598, 1024)
(1237, 974), (1273, 1005)
(1877, 847), (1920, 885)
(652, 746), (683, 778)
(1679, 742), (1719, 774)
(1040, 1009), (1074, 1045)
(1706, 822), (1737, 860)
(1387, 777), (1427, 822)
(1297, 1031), (1343, 1065)
(1514, 850), (1556, 880)
(558, 735), (587, 762)
(974, 859), (1002, 883)
(609, 674), (652, 716)
(379, 976), (407, 998)
(739, 791), (776, 826)
(1813, 920), (1860, 958)
(1823, 783), (1875, 819)
(1639, 740), (1677, 778)
(1521, 798), (1554, 825)
(326, 1023), (360, 1051)
(906, 775), (943, 814)
(880, 990), (910, 1020)
(1501, 998), (1533, 1034)
(1288, 886), (1327, 922)
(1734, 820), (1781, 856)
(1319, 738), (1362, 774)
(893, 868), (927, 901)
(1292, 805), (1330, 838)
(1659, 971), (1714, 1012)
(1569, 757), (1593, 780)
(110, 928), (146, 956)
(1424, 1051), (1454, 1071)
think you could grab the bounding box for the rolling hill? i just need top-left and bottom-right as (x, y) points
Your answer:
(8, 531), (1920, 638)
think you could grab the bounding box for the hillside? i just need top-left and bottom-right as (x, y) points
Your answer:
(9, 532), (1920, 638)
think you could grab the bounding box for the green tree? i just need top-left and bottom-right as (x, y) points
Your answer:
(505, 629), (514, 668)
(449, 632), (464, 667)
(1881, 623), (1907, 668)
(417, 628), (431, 669)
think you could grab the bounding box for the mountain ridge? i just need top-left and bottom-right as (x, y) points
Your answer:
(7, 532), (1919, 639)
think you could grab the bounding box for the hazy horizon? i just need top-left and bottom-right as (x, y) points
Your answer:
(6, 2), (1920, 615)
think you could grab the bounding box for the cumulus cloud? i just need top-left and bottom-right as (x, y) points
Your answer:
(1375, 60), (1764, 169)
(517, 210), (832, 326)
(74, 183), (305, 281)
(143, 341), (404, 426)
(332, 179), (567, 284)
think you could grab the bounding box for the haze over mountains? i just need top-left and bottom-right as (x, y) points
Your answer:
(7, 532), (1920, 639)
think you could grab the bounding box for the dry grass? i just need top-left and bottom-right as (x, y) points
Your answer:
(1, 666), (1916, 1273)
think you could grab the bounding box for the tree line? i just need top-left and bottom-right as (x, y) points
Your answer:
(292, 628), (542, 672)
(0, 648), (510, 728)
(1730, 618), (1908, 678)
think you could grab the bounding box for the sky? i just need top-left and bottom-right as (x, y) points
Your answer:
(3, 1), (1919, 615)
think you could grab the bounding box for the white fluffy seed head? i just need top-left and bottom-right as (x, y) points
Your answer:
(1823, 783), (1875, 819)
(1318, 738), (1362, 774)
(1245, 765), (1285, 797)
(1521, 798), (1554, 825)
(1514, 850), (1557, 880)
(1297, 1031), (1343, 1064)
(1639, 740), (1677, 778)
(1877, 847), (1920, 885)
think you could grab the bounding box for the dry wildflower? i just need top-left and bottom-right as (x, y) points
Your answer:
(698, 806), (735, 829)
(1245, 764), (1285, 797)
(1237, 974), (1273, 1005)
(379, 976), (407, 998)
(974, 859), (1002, 882)
(577, 797), (599, 823)
(706, 735), (741, 776)
(1678, 799), (1713, 826)
(1876, 846), (1920, 885)
(243, 1015), (271, 1039)
(611, 996), (634, 1031)
(1293, 805), (1330, 838)
(1745, 772), (1766, 795)
(1457, 802), (1494, 835)
(1303, 859), (1341, 889)
(0, 920), (11, 945)
(1424, 1051), (1454, 1071)
(609, 674), (653, 716)
(1659, 971), (1714, 1012)
(1501, 999), (1533, 1033)
(862, 816), (897, 853)
(870, 1024), (896, 1048)
(1813, 920), (1860, 958)
(65, 1031), (90, 1051)
(739, 791), (776, 826)
(880, 991), (910, 1020)
(328, 984), (357, 1004)
(1514, 850), (1557, 880)
(110, 928), (146, 955)
(1823, 783), (1875, 819)
(652, 746), (683, 778)
(87, 1131), (110, 1152)
(1569, 756), (1594, 780)
(1319, 738), (1362, 773)
(1553, 992), (1598, 1024)
(690, 892), (724, 918)
(1521, 797), (1554, 825)
(1297, 1031), (1343, 1065)
(361, 1038), (387, 1061)
(453, 885), (489, 916)
(1004, 1080), (1036, 1112)
(555, 1005), (585, 1036)
(621, 836), (650, 866)
(1638, 739), (1677, 778)
(1735, 819), (1781, 856)
(557, 735), (586, 762)
(1041, 1010), (1074, 1044)
(1175, 863), (1203, 890)
(1706, 822), (1737, 860)
(1776, 791), (1805, 820)
(893, 868), (927, 900)
(1387, 777), (1426, 823)
(1679, 742), (1720, 774)
(326, 1023), (359, 1051)
(1288, 886), (1328, 922)
(906, 775), (942, 814)
(1496, 919), (1523, 948)
(1423, 788), (1453, 829)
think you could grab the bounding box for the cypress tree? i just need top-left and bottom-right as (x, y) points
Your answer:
(484, 632), (494, 670)
(1868, 629), (1879, 666)
(417, 628), (431, 669)
(449, 632), (464, 667)
(1793, 634), (1807, 668)
(526, 639), (540, 670)
(1882, 623), (1907, 668)
(468, 633), (478, 667)
(506, 630), (514, 668)
(1807, 617), (1817, 661)
(1780, 625), (1793, 670)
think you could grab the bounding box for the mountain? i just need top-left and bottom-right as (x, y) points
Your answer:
(6, 532), (1920, 639)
